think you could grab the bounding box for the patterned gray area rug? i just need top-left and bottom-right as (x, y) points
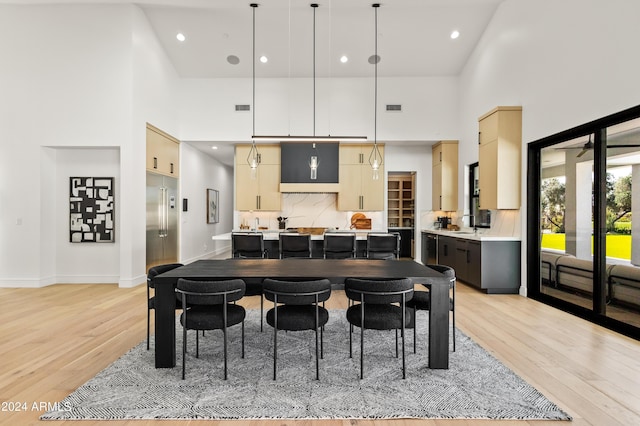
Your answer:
(41, 310), (570, 421)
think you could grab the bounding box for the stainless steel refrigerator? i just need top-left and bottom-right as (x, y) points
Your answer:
(146, 172), (178, 271)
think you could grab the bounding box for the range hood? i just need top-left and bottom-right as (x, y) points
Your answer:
(280, 142), (339, 193)
(279, 183), (340, 193)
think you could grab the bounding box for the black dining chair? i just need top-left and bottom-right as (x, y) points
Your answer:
(406, 264), (457, 352)
(323, 232), (357, 259)
(366, 233), (400, 259)
(279, 233), (312, 258)
(146, 263), (184, 350)
(344, 277), (414, 379)
(263, 278), (332, 380)
(176, 278), (246, 380)
(231, 232), (268, 258)
(231, 232), (268, 331)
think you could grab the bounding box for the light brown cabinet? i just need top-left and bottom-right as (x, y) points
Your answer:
(478, 106), (522, 210)
(235, 144), (281, 211)
(338, 144), (384, 211)
(388, 173), (414, 228)
(432, 140), (458, 211)
(146, 124), (179, 177)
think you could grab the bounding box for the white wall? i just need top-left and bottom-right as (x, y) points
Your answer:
(54, 148), (121, 283)
(178, 77), (459, 142)
(0, 4), (180, 287)
(179, 143), (233, 263)
(458, 0), (640, 294)
(0, 4), (132, 287)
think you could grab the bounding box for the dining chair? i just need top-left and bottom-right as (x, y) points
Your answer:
(407, 264), (456, 352)
(231, 232), (268, 258)
(263, 278), (332, 380)
(344, 277), (414, 379)
(366, 232), (400, 259)
(176, 278), (246, 380)
(231, 232), (267, 331)
(146, 263), (184, 350)
(323, 232), (357, 259)
(279, 233), (312, 258)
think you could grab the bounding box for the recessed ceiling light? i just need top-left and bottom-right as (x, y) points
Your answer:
(211, 146), (218, 150)
(259, 55), (268, 63)
(176, 33), (186, 42)
(227, 55), (240, 65)
(450, 30), (460, 39)
(340, 55), (348, 63)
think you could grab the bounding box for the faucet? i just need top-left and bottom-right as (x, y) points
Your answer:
(461, 214), (477, 233)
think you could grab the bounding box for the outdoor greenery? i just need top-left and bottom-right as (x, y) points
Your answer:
(541, 233), (632, 260)
(541, 172), (633, 260)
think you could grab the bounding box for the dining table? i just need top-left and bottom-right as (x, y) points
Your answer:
(152, 258), (451, 369)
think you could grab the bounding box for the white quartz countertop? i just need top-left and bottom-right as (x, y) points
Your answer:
(421, 229), (521, 242)
(212, 229), (387, 241)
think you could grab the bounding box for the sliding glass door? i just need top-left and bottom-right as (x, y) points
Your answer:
(528, 105), (640, 339)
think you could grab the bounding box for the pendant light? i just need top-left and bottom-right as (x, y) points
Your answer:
(247, 3), (260, 179)
(309, 4), (320, 180)
(251, 3), (366, 144)
(369, 3), (383, 180)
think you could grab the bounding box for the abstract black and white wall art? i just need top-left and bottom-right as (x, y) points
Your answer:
(69, 177), (115, 243)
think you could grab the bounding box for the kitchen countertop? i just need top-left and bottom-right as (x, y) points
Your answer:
(421, 228), (521, 242)
(212, 229), (387, 241)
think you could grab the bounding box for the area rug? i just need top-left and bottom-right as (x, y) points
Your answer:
(41, 310), (570, 421)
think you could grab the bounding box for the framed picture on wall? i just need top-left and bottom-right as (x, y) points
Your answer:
(207, 188), (219, 224)
(69, 177), (115, 242)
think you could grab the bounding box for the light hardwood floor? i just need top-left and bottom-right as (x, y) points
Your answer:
(1, 281), (640, 426)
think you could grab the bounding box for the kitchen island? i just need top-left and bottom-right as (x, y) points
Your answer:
(421, 229), (521, 294)
(213, 229), (389, 258)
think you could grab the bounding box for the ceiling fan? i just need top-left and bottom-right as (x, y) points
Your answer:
(556, 134), (640, 158)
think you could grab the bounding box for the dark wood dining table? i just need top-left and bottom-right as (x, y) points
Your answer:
(152, 258), (451, 369)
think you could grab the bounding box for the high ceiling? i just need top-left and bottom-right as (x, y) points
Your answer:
(5, 0), (506, 165)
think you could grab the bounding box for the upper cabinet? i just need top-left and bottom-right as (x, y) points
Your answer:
(235, 144), (281, 211)
(337, 144), (384, 211)
(432, 140), (458, 212)
(477, 106), (522, 210)
(146, 124), (179, 177)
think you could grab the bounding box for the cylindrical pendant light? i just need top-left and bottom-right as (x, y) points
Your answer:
(247, 3), (260, 179)
(369, 3), (383, 180)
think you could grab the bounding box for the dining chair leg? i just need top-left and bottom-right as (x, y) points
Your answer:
(196, 330), (200, 358)
(260, 295), (264, 332)
(315, 326), (320, 380)
(402, 323), (406, 379)
(360, 326), (364, 380)
(181, 323), (187, 380)
(241, 321), (245, 358)
(452, 306), (456, 352)
(147, 309), (151, 350)
(413, 307), (417, 353)
(223, 326), (228, 380)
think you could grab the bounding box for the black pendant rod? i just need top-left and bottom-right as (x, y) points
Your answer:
(373, 3), (379, 147)
(251, 3), (258, 138)
(311, 4), (318, 137)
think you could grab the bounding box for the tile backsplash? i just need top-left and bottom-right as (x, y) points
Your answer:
(421, 209), (521, 238)
(236, 193), (384, 231)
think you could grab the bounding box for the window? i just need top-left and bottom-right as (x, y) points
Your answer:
(528, 104), (640, 340)
(468, 162), (491, 228)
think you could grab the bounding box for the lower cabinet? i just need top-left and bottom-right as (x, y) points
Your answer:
(435, 234), (520, 294)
